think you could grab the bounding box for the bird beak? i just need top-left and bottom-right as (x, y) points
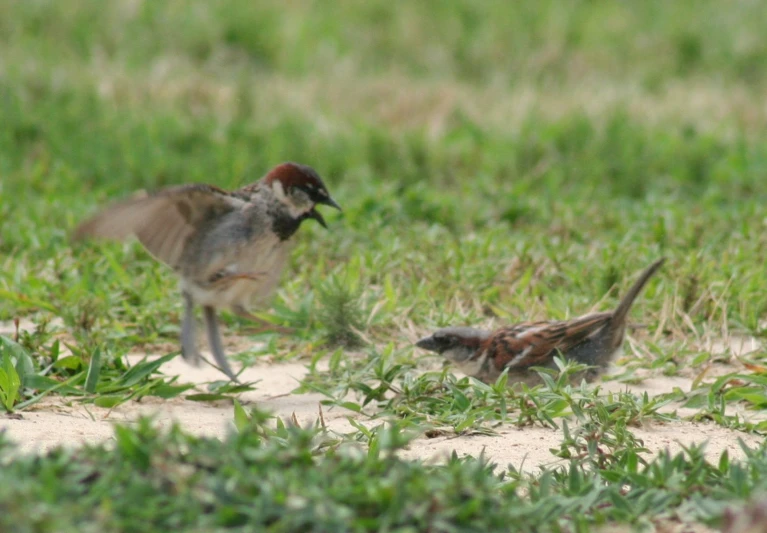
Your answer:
(318, 196), (342, 211)
(415, 335), (439, 353)
(306, 207), (328, 229)
(307, 196), (341, 229)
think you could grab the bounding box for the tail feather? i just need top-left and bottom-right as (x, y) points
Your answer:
(611, 257), (666, 327)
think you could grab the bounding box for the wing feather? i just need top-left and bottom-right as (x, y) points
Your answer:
(490, 313), (613, 369)
(74, 184), (245, 269)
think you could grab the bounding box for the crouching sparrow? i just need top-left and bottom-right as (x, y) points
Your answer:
(74, 162), (341, 381)
(416, 258), (665, 386)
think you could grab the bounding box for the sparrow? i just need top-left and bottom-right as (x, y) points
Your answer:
(74, 162), (341, 381)
(415, 258), (665, 386)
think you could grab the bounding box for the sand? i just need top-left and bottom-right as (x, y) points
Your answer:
(2, 318), (765, 532)
(0, 318), (763, 480)
(1, 349), (763, 473)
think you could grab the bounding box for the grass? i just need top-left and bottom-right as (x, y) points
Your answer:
(1, 0), (767, 530)
(2, 410), (767, 532)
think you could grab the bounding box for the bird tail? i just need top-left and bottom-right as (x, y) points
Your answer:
(611, 257), (666, 327)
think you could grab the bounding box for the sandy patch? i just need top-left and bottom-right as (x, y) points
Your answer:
(0, 357), (354, 455)
(1, 350), (763, 474)
(1, 319), (763, 470)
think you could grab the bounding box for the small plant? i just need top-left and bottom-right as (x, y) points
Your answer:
(316, 274), (367, 348)
(0, 335), (34, 412)
(0, 335), (230, 411)
(0, 416), (765, 531)
(0, 351), (21, 412)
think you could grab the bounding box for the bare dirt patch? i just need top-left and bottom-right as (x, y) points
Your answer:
(1, 349), (762, 474)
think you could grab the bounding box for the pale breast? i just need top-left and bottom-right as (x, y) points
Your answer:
(181, 242), (290, 309)
(180, 210), (293, 310)
(232, 232), (291, 307)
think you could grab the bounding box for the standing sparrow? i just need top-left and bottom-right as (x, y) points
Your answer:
(74, 162), (341, 381)
(415, 258), (665, 386)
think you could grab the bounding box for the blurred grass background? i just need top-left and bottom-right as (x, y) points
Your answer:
(1, 0), (766, 353)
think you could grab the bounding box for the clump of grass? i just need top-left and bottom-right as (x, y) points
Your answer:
(316, 275), (366, 348)
(302, 346), (677, 436)
(0, 411), (764, 532)
(0, 333), (248, 412)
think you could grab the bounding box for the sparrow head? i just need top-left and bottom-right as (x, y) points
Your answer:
(264, 162), (341, 228)
(415, 327), (490, 365)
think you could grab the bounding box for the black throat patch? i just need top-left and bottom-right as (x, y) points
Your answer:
(269, 207), (305, 241)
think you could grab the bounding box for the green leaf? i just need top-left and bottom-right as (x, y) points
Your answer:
(84, 348), (103, 393)
(233, 399), (250, 432)
(24, 374), (83, 395)
(207, 381), (258, 395)
(94, 395), (126, 408)
(454, 414), (477, 433)
(0, 352), (21, 411)
(54, 355), (85, 371)
(113, 353), (176, 388)
(148, 383), (196, 399)
(0, 335), (34, 380)
(186, 393), (231, 402)
(719, 450), (730, 473)
(339, 401), (362, 413)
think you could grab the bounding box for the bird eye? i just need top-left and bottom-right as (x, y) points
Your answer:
(299, 183), (328, 202)
(433, 332), (451, 346)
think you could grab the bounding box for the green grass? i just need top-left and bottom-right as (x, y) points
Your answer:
(2, 410), (767, 533)
(2, 0), (767, 530)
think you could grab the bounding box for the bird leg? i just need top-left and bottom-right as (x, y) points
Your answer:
(181, 291), (202, 366)
(232, 305), (294, 335)
(202, 305), (240, 382)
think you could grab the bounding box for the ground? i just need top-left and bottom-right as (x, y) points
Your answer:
(2, 331), (763, 472)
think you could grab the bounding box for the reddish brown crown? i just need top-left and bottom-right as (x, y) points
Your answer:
(263, 162), (326, 192)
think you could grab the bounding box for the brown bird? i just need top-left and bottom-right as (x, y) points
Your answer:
(74, 162), (341, 381)
(415, 258), (665, 386)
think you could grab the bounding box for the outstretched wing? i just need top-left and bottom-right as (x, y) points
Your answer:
(74, 184), (246, 270)
(488, 313), (613, 370)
